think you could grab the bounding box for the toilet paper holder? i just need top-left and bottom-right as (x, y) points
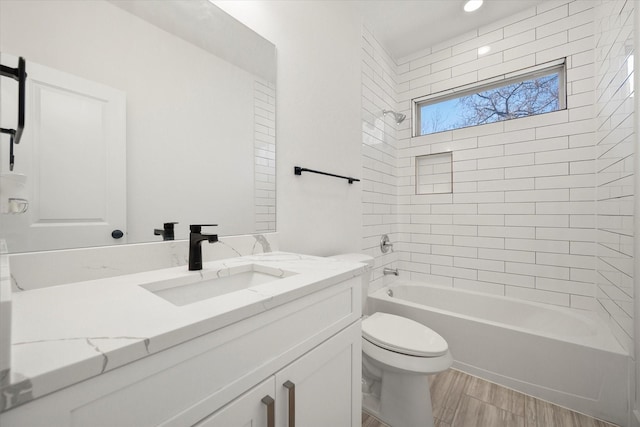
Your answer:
(6, 198), (28, 214)
(0, 173), (29, 214)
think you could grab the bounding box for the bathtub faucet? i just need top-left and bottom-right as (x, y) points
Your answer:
(383, 267), (399, 276)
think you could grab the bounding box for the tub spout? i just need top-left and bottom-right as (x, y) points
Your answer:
(383, 267), (399, 276)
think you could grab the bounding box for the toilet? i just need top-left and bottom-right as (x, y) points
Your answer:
(331, 254), (452, 427)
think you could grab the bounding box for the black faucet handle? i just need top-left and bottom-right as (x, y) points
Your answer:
(190, 224), (218, 233)
(155, 222), (179, 240)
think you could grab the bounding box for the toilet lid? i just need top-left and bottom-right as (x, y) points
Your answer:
(362, 312), (448, 357)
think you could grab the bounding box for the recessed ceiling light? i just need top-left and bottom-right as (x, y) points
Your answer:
(464, 0), (483, 12)
(478, 45), (491, 55)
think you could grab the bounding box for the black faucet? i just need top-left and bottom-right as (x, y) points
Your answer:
(189, 224), (218, 271)
(154, 222), (178, 240)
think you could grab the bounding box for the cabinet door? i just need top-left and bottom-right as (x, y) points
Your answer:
(193, 377), (276, 427)
(275, 322), (361, 427)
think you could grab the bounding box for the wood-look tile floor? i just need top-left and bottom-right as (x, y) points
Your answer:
(361, 369), (618, 427)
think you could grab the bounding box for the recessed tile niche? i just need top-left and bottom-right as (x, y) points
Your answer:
(415, 152), (453, 194)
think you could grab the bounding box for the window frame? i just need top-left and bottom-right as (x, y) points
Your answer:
(412, 58), (567, 137)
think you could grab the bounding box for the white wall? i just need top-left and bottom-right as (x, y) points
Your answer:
(3, 0), (364, 254)
(594, 0), (635, 357)
(592, 4), (636, 422)
(216, 1), (363, 256)
(361, 26), (401, 294)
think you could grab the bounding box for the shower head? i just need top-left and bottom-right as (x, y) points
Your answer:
(383, 109), (406, 124)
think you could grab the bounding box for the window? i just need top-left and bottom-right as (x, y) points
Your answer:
(414, 59), (566, 136)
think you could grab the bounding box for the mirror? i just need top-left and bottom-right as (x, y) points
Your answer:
(0, 0), (276, 253)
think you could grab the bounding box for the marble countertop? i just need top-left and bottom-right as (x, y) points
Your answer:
(0, 252), (365, 412)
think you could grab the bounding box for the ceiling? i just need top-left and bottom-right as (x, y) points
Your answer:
(350, 0), (547, 59)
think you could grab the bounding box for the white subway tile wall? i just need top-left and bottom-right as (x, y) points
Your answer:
(254, 79), (276, 232)
(594, 0), (634, 353)
(416, 153), (453, 194)
(396, 0), (599, 310)
(361, 0), (635, 353)
(362, 27), (400, 295)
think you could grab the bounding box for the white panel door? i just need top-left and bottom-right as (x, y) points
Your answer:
(0, 54), (126, 252)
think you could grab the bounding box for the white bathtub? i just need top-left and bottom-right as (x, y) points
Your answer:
(368, 280), (630, 427)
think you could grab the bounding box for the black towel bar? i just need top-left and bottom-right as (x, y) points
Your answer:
(294, 166), (360, 184)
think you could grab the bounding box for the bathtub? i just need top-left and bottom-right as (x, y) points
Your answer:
(368, 280), (630, 427)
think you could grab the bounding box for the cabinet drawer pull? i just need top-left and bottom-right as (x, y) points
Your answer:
(261, 395), (275, 427)
(283, 380), (295, 427)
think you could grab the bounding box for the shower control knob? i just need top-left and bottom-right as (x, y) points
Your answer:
(380, 234), (393, 253)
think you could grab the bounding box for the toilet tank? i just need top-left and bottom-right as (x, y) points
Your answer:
(330, 253), (374, 312)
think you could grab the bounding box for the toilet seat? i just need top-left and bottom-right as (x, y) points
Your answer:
(362, 337), (453, 374)
(362, 312), (448, 357)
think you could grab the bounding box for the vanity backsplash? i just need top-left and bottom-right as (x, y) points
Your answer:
(7, 233), (278, 292)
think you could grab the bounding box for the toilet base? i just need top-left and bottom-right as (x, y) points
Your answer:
(363, 369), (434, 427)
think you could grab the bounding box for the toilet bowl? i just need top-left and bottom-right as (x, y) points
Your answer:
(331, 254), (452, 427)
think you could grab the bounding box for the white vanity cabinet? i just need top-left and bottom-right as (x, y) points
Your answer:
(195, 322), (360, 427)
(193, 377), (275, 427)
(0, 274), (362, 427)
(275, 322), (360, 427)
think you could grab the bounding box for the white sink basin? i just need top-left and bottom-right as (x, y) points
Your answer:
(141, 263), (296, 306)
